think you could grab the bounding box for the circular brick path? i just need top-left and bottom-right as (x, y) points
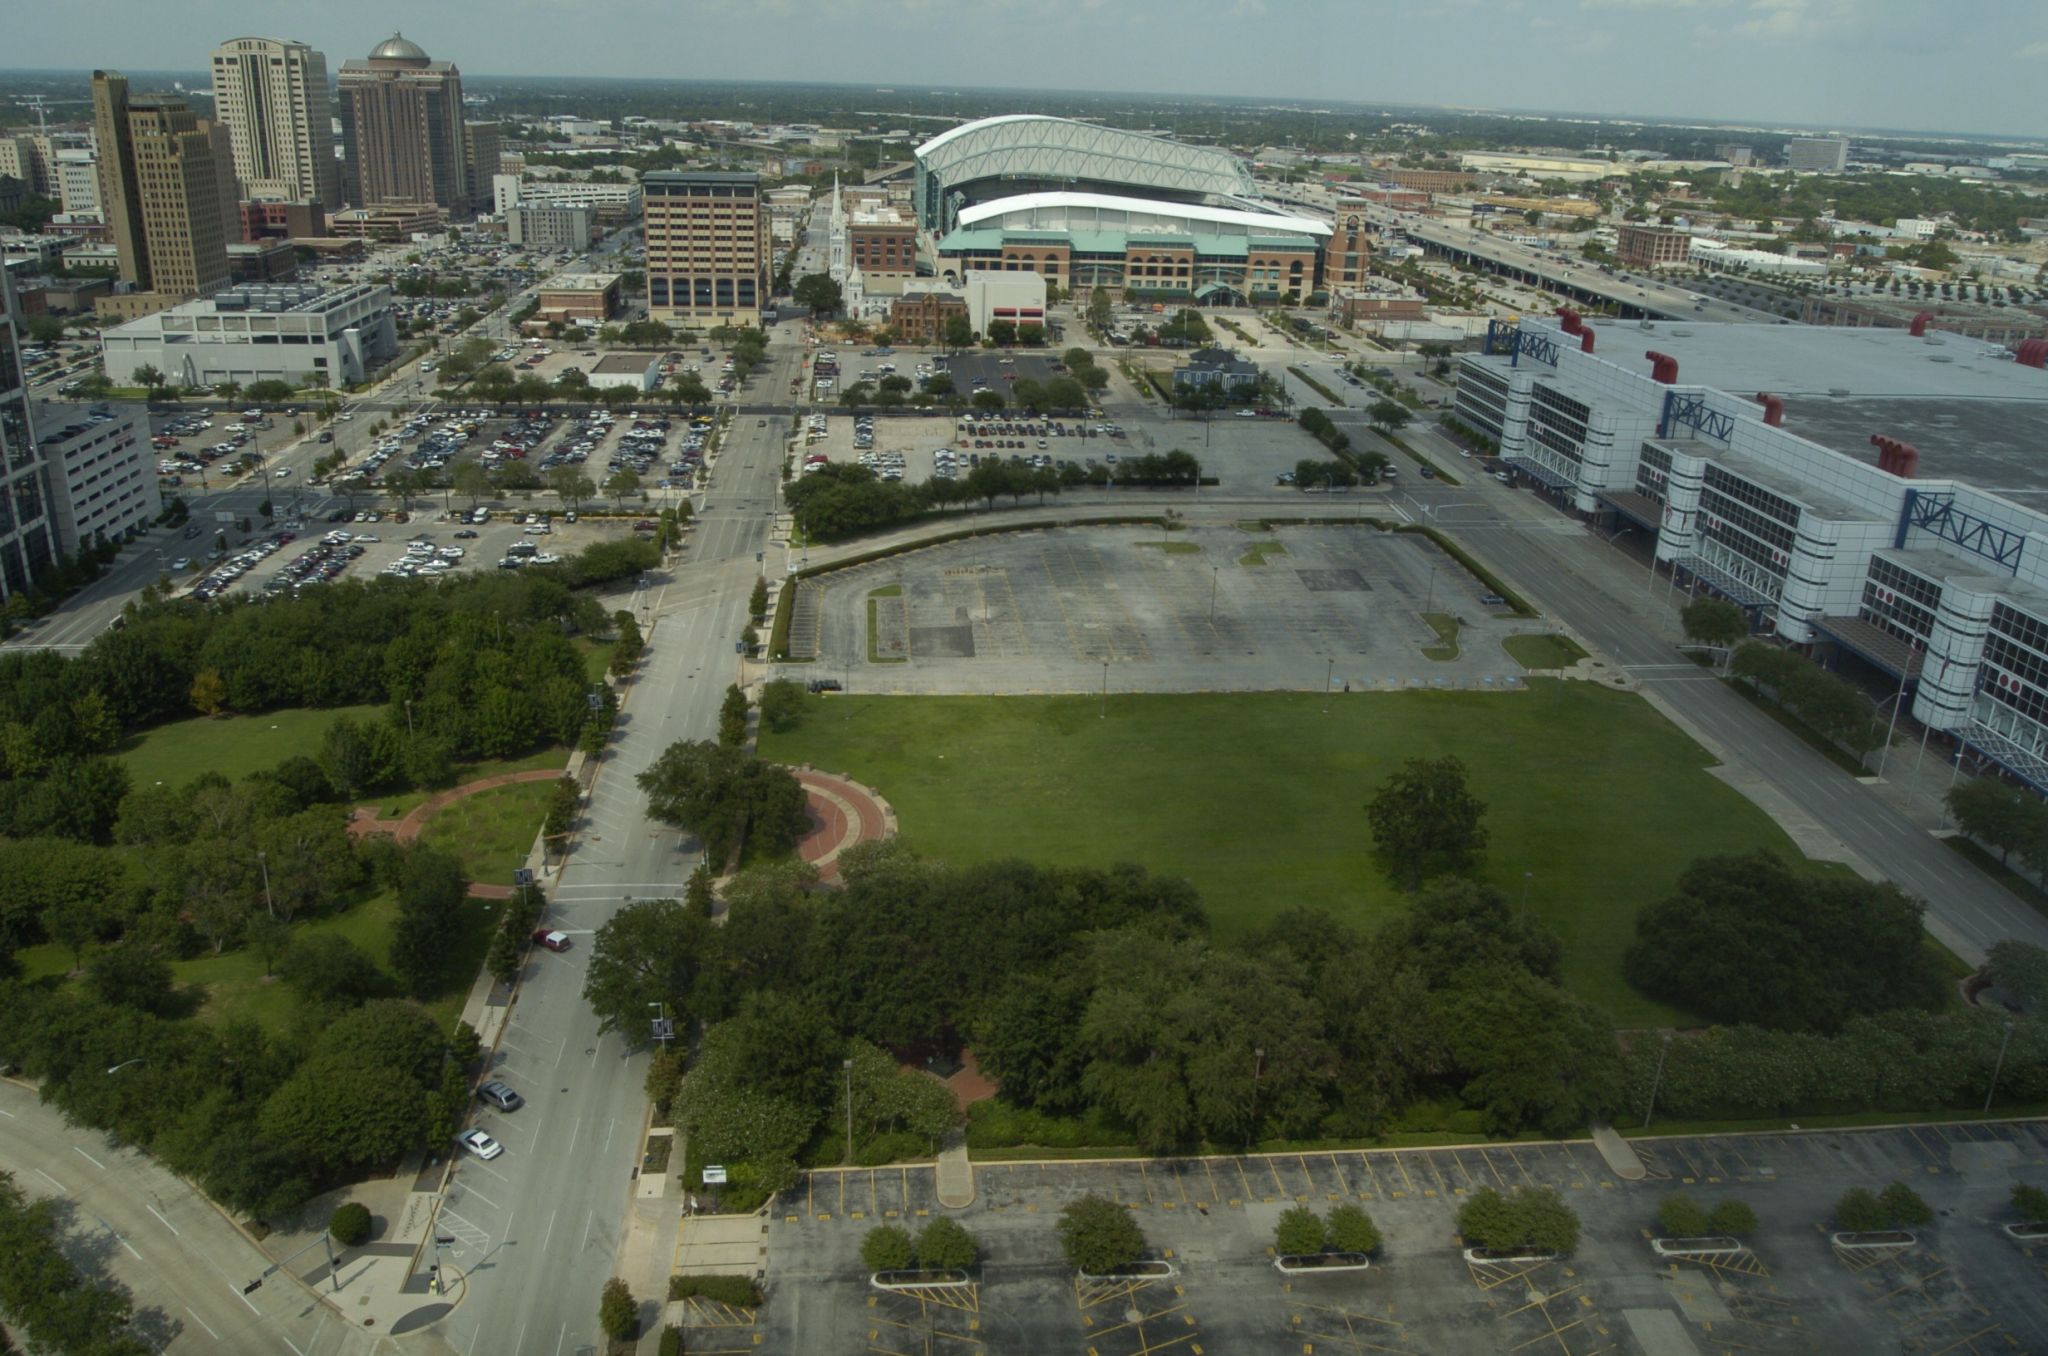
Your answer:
(790, 767), (896, 882)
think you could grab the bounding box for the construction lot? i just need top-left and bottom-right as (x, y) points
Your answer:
(728, 1119), (2048, 1355)
(780, 522), (1544, 695)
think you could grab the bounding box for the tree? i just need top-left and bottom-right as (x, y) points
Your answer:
(793, 273), (843, 316)
(581, 898), (711, 1041)
(1878, 1181), (1932, 1227)
(1947, 779), (2045, 866)
(749, 576), (770, 619)
(1275, 1206), (1327, 1255)
(605, 469), (642, 505)
(1058, 1194), (1146, 1273)
(942, 314), (975, 352)
(915, 1217), (978, 1270)
(1366, 400), (1411, 435)
(988, 319), (1017, 347)
(970, 389), (1005, 412)
(1708, 1199), (1758, 1236)
(189, 667), (228, 716)
(2011, 1183), (2048, 1224)
(1325, 1203), (1381, 1255)
(548, 467), (596, 511)
(452, 460), (492, 508)
(1680, 597), (1749, 657)
(862, 1224), (915, 1272)
(599, 1278), (637, 1341)
(245, 914), (292, 977)
(388, 845), (468, 999)
(1086, 288), (1114, 330)
(1624, 850), (1948, 1033)
(1458, 1187), (1580, 1254)
(132, 363), (167, 398)
(719, 684), (749, 748)
(329, 1202), (372, 1246)
(758, 678), (803, 733)
(1657, 1194), (1711, 1237)
(277, 933), (383, 1007)
(1365, 755), (1489, 888)
(486, 928), (521, 987)
(1984, 940), (2048, 1015)
(1834, 1187), (1891, 1232)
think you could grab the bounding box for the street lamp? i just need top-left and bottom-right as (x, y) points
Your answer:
(1985, 1020), (2017, 1115)
(1323, 656), (1334, 712)
(842, 1058), (855, 1164)
(257, 850), (274, 919)
(107, 1058), (145, 1075)
(1642, 1032), (1673, 1129)
(404, 698), (415, 739)
(1100, 659), (1109, 719)
(1209, 565), (1220, 623)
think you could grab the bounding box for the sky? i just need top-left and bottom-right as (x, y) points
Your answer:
(10, 0), (2047, 140)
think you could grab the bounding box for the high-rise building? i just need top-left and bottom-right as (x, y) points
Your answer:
(1785, 136), (1849, 173)
(198, 120), (246, 243)
(0, 136), (50, 198)
(463, 121), (501, 209)
(0, 269), (61, 599)
(91, 71), (231, 313)
(55, 149), (101, 218)
(208, 37), (340, 207)
(643, 171), (770, 325)
(336, 34), (470, 216)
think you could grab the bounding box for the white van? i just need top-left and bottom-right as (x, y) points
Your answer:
(470, 508), (491, 524)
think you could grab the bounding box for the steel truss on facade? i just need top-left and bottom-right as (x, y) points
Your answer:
(1895, 488), (2027, 569)
(1658, 390), (1734, 443)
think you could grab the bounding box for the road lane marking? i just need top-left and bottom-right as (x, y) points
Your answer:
(36, 1169), (65, 1193)
(145, 1203), (180, 1235)
(459, 1185), (502, 1211)
(73, 1146), (107, 1170)
(541, 1208), (558, 1254)
(182, 1306), (220, 1340)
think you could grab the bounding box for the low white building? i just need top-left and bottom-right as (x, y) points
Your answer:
(30, 402), (159, 554)
(962, 270), (1047, 337)
(507, 203), (596, 252)
(1689, 239), (1828, 277)
(587, 353), (657, 392)
(100, 283), (399, 390)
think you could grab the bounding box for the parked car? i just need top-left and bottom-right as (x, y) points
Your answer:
(476, 1081), (523, 1112)
(531, 928), (572, 952)
(456, 1129), (504, 1160)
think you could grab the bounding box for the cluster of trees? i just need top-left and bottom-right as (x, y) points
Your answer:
(1292, 458), (1361, 490)
(635, 737), (809, 865)
(0, 1173), (153, 1355)
(1656, 1193), (1756, 1239)
(1457, 1187), (1580, 1254)
(1729, 641), (1885, 756)
(0, 968), (476, 1219)
(1624, 851), (1948, 1032)
(860, 1217), (978, 1273)
(1275, 1203), (1381, 1257)
(1835, 1182), (1932, 1233)
(1948, 778), (2048, 886)
(1298, 406), (1352, 458)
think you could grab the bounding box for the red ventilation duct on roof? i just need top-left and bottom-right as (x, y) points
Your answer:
(1754, 392), (1784, 427)
(1908, 311), (1935, 337)
(2018, 338), (2048, 369)
(1644, 350), (1679, 384)
(1556, 306), (1584, 336)
(1871, 434), (1919, 479)
(1580, 329), (1596, 354)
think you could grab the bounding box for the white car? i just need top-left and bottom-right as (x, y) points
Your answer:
(456, 1129), (504, 1160)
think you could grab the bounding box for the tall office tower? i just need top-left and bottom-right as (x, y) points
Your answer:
(463, 121), (501, 209)
(208, 37), (340, 206)
(336, 34), (470, 216)
(55, 148), (101, 217)
(643, 171), (770, 324)
(91, 71), (231, 302)
(0, 270), (60, 600)
(198, 120), (246, 242)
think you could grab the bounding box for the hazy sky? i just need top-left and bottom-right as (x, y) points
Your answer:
(12, 0), (2046, 139)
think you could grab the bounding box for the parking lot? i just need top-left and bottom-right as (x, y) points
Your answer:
(747, 1119), (2048, 1355)
(782, 523), (1538, 694)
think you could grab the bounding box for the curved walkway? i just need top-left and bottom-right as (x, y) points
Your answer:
(790, 766), (896, 882)
(348, 767), (567, 898)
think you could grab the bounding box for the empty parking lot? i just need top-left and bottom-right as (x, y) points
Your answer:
(740, 1119), (2048, 1355)
(783, 523), (1548, 695)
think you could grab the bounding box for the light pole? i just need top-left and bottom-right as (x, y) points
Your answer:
(1210, 565), (1219, 623)
(106, 1058), (145, 1075)
(1642, 1032), (1673, 1130)
(1249, 1046), (1265, 1150)
(1323, 656), (1334, 712)
(257, 850), (274, 919)
(404, 698), (415, 739)
(842, 1058), (854, 1164)
(1100, 660), (1108, 719)
(1424, 565), (1438, 614)
(1985, 1020), (2017, 1115)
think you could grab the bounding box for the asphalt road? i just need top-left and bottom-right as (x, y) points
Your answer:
(0, 1081), (378, 1356)
(432, 345), (801, 1356)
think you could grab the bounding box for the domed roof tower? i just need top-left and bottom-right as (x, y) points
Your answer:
(368, 33), (431, 64)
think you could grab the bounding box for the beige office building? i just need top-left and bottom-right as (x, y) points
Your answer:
(463, 122), (502, 209)
(337, 34), (470, 216)
(643, 171), (770, 324)
(91, 71), (230, 315)
(209, 37), (340, 207)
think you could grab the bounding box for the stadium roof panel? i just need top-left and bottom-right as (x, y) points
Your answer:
(916, 115), (1257, 202)
(956, 190), (1330, 240)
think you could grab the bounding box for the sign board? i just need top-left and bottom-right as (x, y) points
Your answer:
(215, 511), (237, 524)
(702, 1166), (728, 1185)
(650, 1017), (675, 1043)
(512, 868), (534, 889)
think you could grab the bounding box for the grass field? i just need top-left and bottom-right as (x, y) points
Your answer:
(760, 685), (1821, 1026)
(418, 780), (554, 886)
(117, 704), (384, 789)
(13, 888), (497, 1037)
(1502, 633), (1589, 670)
(369, 746), (571, 816)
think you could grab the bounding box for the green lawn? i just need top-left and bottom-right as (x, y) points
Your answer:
(1503, 633), (1590, 671)
(760, 686), (1820, 1026)
(117, 704), (384, 789)
(580, 638), (619, 683)
(14, 888), (499, 1037)
(1420, 612), (1461, 661)
(418, 780), (554, 887)
(369, 746), (571, 816)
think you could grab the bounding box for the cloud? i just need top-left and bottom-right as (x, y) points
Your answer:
(2020, 40), (2048, 58)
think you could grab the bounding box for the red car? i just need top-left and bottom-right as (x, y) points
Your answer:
(531, 928), (572, 952)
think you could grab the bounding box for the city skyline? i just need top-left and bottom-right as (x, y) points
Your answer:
(2, 0), (2045, 140)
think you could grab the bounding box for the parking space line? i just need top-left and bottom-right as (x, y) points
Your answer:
(1202, 1157), (1222, 1206)
(1478, 1149), (1508, 1189)
(1138, 1160), (1155, 1207)
(1233, 1158), (1254, 1205)
(1170, 1160), (1189, 1207)
(1448, 1150), (1479, 1194)
(1355, 1152), (1385, 1199)
(1324, 1153), (1352, 1199)
(1504, 1146), (1539, 1188)
(1388, 1153), (1415, 1198)
(1296, 1155), (1317, 1200)
(1263, 1156), (1286, 1201)
(1669, 1142), (1704, 1183)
